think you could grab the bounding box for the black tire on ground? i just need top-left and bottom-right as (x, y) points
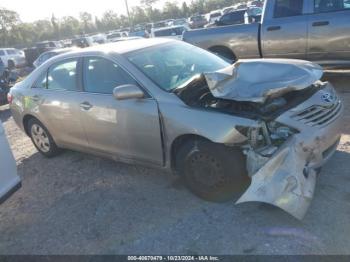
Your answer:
(176, 139), (250, 202)
(27, 118), (61, 158)
(7, 60), (15, 69)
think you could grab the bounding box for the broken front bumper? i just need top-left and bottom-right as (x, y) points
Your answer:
(236, 83), (343, 219)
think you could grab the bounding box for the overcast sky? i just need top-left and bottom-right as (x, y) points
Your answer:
(0, 0), (192, 22)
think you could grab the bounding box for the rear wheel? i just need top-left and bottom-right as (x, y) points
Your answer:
(176, 139), (250, 202)
(28, 118), (61, 157)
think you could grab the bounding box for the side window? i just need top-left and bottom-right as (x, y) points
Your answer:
(83, 57), (137, 94)
(32, 72), (47, 89)
(47, 59), (78, 91)
(6, 50), (15, 55)
(274, 0), (303, 18)
(0, 50), (5, 56)
(314, 0), (350, 13)
(220, 14), (231, 24)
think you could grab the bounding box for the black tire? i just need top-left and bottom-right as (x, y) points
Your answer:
(27, 118), (61, 157)
(176, 139), (250, 202)
(7, 60), (15, 69)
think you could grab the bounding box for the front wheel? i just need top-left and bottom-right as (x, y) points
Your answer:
(176, 139), (250, 202)
(28, 118), (61, 157)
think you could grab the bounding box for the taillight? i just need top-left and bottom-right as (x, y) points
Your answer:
(7, 93), (13, 104)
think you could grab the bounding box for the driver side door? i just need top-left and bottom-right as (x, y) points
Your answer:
(78, 56), (164, 166)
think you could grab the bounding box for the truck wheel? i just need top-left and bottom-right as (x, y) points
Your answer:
(27, 118), (61, 157)
(176, 139), (250, 202)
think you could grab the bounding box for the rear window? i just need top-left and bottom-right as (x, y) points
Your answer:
(274, 0), (303, 17)
(314, 0), (350, 13)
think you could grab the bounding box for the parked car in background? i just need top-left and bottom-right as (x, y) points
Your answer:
(33, 48), (77, 68)
(153, 21), (169, 29)
(247, 0), (264, 7)
(188, 15), (207, 29)
(0, 48), (26, 68)
(184, 0), (350, 69)
(106, 32), (126, 42)
(92, 33), (107, 44)
(235, 3), (248, 9)
(129, 25), (149, 38)
(0, 120), (21, 204)
(72, 36), (94, 48)
(169, 18), (188, 27)
(222, 6), (235, 14)
(205, 9), (246, 28)
(8, 38), (343, 219)
(206, 10), (223, 24)
(151, 25), (189, 39)
(105, 37), (142, 43)
(36, 41), (63, 49)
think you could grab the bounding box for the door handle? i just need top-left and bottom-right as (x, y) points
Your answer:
(80, 102), (93, 110)
(312, 21), (329, 27)
(267, 26), (281, 31)
(31, 95), (40, 101)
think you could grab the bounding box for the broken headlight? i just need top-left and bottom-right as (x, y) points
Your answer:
(267, 122), (299, 146)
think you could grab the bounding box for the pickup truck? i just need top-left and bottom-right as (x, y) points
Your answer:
(183, 0), (350, 69)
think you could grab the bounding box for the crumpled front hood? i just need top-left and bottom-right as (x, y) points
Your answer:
(203, 59), (323, 103)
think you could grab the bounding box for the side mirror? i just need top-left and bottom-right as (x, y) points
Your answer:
(113, 84), (144, 100)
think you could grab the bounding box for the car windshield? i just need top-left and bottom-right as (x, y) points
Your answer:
(126, 41), (229, 91)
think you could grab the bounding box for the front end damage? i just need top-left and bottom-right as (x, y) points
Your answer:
(175, 59), (343, 219)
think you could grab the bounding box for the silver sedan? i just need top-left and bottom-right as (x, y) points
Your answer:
(9, 39), (343, 219)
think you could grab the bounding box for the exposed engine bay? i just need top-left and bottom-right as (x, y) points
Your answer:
(174, 59), (342, 219)
(174, 73), (321, 121)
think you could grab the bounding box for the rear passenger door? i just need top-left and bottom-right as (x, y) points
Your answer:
(29, 58), (88, 149)
(261, 0), (308, 59)
(307, 0), (350, 63)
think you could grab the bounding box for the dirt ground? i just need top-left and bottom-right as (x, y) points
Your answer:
(0, 75), (350, 255)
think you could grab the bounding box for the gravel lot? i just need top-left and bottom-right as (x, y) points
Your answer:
(0, 75), (349, 255)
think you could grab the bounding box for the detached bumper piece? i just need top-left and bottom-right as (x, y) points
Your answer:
(237, 137), (316, 220)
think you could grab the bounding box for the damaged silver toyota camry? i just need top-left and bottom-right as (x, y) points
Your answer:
(9, 39), (343, 219)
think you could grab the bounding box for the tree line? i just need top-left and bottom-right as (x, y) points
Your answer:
(0, 0), (246, 48)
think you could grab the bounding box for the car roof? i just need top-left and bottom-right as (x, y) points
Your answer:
(57, 38), (173, 58)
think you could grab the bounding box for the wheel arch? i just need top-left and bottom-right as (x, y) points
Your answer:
(170, 134), (211, 171)
(23, 114), (41, 136)
(208, 45), (236, 62)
